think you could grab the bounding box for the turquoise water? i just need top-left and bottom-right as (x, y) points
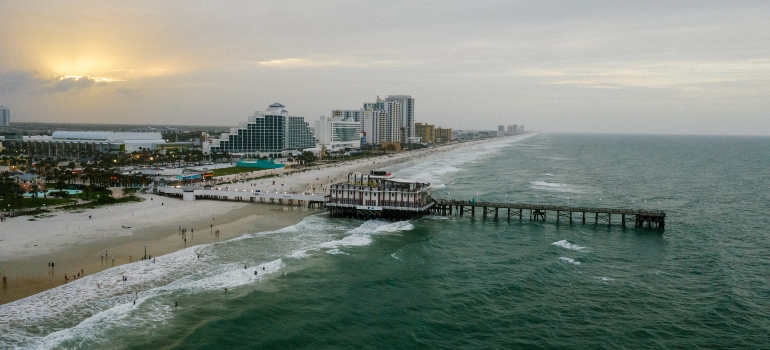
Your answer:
(23, 189), (83, 197)
(2, 134), (770, 349)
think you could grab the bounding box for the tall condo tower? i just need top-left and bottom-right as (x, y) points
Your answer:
(0, 106), (9, 127)
(384, 95), (414, 140)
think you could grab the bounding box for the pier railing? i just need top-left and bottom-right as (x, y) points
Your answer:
(430, 199), (665, 229)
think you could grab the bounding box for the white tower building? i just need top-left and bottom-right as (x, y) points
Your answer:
(384, 95), (414, 139)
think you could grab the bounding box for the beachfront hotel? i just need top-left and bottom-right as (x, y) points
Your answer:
(205, 103), (316, 158)
(331, 94), (416, 146)
(314, 116), (361, 151)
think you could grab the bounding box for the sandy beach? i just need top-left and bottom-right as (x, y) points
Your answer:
(0, 137), (521, 304)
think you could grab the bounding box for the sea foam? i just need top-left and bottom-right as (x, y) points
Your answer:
(559, 257), (581, 265)
(552, 240), (588, 252)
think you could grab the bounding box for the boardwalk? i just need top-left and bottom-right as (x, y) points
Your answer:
(429, 199), (665, 229)
(158, 186), (326, 208)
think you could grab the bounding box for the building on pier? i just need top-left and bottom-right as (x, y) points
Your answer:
(325, 170), (433, 219)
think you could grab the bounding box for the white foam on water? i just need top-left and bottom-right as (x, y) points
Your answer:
(391, 253), (401, 260)
(594, 276), (615, 282)
(0, 214), (399, 349)
(552, 240), (589, 252)
(545, 173), (555, 176)
(326, 249), (349, 255)
(559, 257), (581, 265)
(394, 135), (535, 185)
(318, 220), (413, 251)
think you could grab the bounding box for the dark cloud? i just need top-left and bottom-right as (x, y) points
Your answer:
(0, 71), (108, 95)
(34, 76), (107, 94)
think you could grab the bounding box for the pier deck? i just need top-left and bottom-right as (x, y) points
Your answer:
(429, 199), (665, 229)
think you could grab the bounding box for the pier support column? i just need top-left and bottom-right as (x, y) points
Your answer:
(608, 214), (611, 227)
(556, 211), (560, 224)
(582, 212), (586, 224)
(622, 214), (626, 227)
(495, 207), (498, 219)
(595, 213), (598, 225)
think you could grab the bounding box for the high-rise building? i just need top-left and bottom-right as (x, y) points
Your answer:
(362, 97), (400, 145)
(314, 116), (361, 150)
(384, 95), (414, 140)
(497, 125), (505, 137)
(331, 109), (365, 133)
(0, 106), (10, 127)
(207, 103), (316, 157)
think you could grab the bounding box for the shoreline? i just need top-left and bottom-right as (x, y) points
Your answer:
(0, 135), (534, 305)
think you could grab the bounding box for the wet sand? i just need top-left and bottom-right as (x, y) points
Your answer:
(0, 203), (317, 304)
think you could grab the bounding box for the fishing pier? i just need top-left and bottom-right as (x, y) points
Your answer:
(428, 199), (665, 229)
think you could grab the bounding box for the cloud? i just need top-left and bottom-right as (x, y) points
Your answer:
(0, 70), (39, 94)
(34, 76), (108, 94)
(0, 71), (114, 94)
(258, 57), (405, 68)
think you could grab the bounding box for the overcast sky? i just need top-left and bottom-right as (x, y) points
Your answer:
(1, 0), (768, 134)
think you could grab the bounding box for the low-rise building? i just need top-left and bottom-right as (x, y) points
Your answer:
(16, 131), (166, 157)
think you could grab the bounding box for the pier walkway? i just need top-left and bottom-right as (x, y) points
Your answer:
(158, 186), (326, 208)
(429, 199), (665, 229)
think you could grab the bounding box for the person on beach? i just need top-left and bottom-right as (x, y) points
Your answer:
(254, 271), (257, 275)
(224, 287), (228, 293)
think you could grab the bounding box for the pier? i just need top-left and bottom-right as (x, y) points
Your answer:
(428, 199), (665, 229)
(158, 186), (326, 208)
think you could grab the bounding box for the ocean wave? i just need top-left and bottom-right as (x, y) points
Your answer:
(0, 215), (412, 349)
(530, 181), (584, 193)
(552, 240), (588, 252)
(594, 276), (615, 282)
(559, 257), (581, 265)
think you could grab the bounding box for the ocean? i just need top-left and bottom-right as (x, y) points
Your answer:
(2, 133), (769, 349)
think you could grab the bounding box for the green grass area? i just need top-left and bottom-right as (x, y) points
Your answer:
(211, 166), (268, 177)
(0, 197), (75, 210)
(60, 195), (144, 210)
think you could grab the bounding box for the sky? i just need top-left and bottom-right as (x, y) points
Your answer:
(0, 0), (768, 135)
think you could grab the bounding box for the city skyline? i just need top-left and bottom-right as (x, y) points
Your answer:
(1, 1), (769, 135)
